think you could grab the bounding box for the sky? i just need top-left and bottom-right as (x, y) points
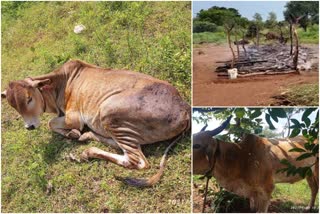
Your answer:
(192, 109), (318, 138)
(193, 1), (289, 21)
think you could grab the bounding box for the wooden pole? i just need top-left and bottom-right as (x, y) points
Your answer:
(226, 28), (236, 68)
(292, 24), (299, 71)
(289, 23), (293, 55)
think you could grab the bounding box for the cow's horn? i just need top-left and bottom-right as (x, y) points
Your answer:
(207, 115), (232, 136)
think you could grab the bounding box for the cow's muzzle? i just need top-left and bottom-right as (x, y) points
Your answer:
(25, 124), (35, 130)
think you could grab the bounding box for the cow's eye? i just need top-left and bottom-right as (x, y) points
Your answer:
(27, 97), (32, 104)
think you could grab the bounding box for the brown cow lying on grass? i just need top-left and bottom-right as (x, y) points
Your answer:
(193, 119), (318, 212)
(1, 59), (190, 187)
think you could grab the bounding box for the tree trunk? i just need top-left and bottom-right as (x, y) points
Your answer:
(256, 26), (259, 48)
(227, 30), (236, 68)
(292, 24), (299, 71)
(289, 23), (293, 55)
(242, 33), (247, 57)
(235, 35), (240, 60)
(303, 25), (307, 32)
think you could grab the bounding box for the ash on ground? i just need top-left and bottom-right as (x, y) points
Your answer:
(216, 44), (318, 77)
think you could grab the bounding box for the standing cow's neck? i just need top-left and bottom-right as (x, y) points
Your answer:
(213, 140), (242, 176)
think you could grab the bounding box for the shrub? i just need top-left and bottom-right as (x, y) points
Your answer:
(193, 20), (217, 33)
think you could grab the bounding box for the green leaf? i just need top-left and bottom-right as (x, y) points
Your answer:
(250, 110), (262, 119)
(312, 144), (319, 154)
(268, 109), (279, 122)
(265, 114), (276, 130)
(304, 143), (315, 151)
(235, 108), (245, 118)
(289, 147), (306, 153)
(289, 128), (300, 138)
(296, 152), (313, 161)
(255, 118), (262, 123)
(302, 108), (316, 123)
(280, 159), (291, 166)
(304, 117), (311, 127)
(271, 108), (287, 118)
(290, 119), (301, 129)
(302, 129), (308, 137)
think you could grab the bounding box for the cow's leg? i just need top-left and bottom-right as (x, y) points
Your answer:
(78, 131), (119, 149)
(48, 116), (81, 139)
(249, 197), (256, 212)
(80, 139), (149, 169)
(306, 176), (319, 211)
(254, 194), (270, 213)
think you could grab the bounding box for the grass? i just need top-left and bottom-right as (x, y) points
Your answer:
(193, 25), (319, 45)
(193, 177), (319, 213)
(1, 1), (191, 213)
(298, 25), (319, 44)
(193, 31), (226, 44)
(284, 84), (318, 106)
(272, 181), (319, 212)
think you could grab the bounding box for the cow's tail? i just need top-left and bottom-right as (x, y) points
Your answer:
(116, 135), (182, 187)
(116, 111), (191, 187)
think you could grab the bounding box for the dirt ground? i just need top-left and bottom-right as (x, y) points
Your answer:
(193, 44), (319, 106)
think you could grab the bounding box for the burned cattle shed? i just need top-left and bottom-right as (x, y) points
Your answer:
(216, 44), (318, 78)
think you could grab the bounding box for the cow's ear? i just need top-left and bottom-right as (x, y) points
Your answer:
(30, 79), (51, 88)
(1, 90), (7, 99)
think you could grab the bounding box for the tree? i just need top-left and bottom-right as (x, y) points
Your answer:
(265, 12), (277, 29)
(196, 6), (241, 26)
(224, 18), (236, 68)
(283, 1), (319, 32)
(193, 20), (217, 33)
(253, 13), (263, 47)
(236, 17), (250, 57)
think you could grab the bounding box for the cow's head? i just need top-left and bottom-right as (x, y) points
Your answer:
(193, 116), (232, 175)
(1, 78), (51, 130)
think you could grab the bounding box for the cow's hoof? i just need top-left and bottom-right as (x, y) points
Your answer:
(80, 147), (98, 161)
(78, 132), (92, 142)
(66, 129), (81, 139)
(80, 150), (89, 161)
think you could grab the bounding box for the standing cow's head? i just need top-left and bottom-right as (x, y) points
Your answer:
(193, 116), (232, 175)
(1, 78), (51, 130)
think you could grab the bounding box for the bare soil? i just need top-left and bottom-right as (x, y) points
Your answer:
(193, 44), (319, 106)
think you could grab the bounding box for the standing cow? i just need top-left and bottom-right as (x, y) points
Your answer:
(193, 117), (318, 212)
(2, 59), (190, 187)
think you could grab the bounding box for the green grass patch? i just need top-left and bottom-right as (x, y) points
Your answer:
(193, 177), (319, 212)
(298, 25), (319, 44)
(1, 1), (191, 212)
(272, 181), (319, 212)
(193, 31), (226, 44)
(284, 84), (319, 106)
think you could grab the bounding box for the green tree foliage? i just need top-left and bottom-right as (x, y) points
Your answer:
(264, 108), (319, 178)
(193, 20), (217, 33)
(265, 12), (278, 29)
(283, 1), (319, 31)
(196, 6), (241, 26)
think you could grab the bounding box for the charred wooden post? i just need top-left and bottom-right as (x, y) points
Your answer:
(289, 22), (293, 55)
(292, 25), (299, 70)
(290, 14), (305, 71)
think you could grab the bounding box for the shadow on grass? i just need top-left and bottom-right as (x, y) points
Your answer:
(41, 133), (83, 164)
(269, 199), (319, 213)
(40, 130), (190, 167)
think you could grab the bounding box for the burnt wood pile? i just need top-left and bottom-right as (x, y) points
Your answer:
(216, 44), (317, 77)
